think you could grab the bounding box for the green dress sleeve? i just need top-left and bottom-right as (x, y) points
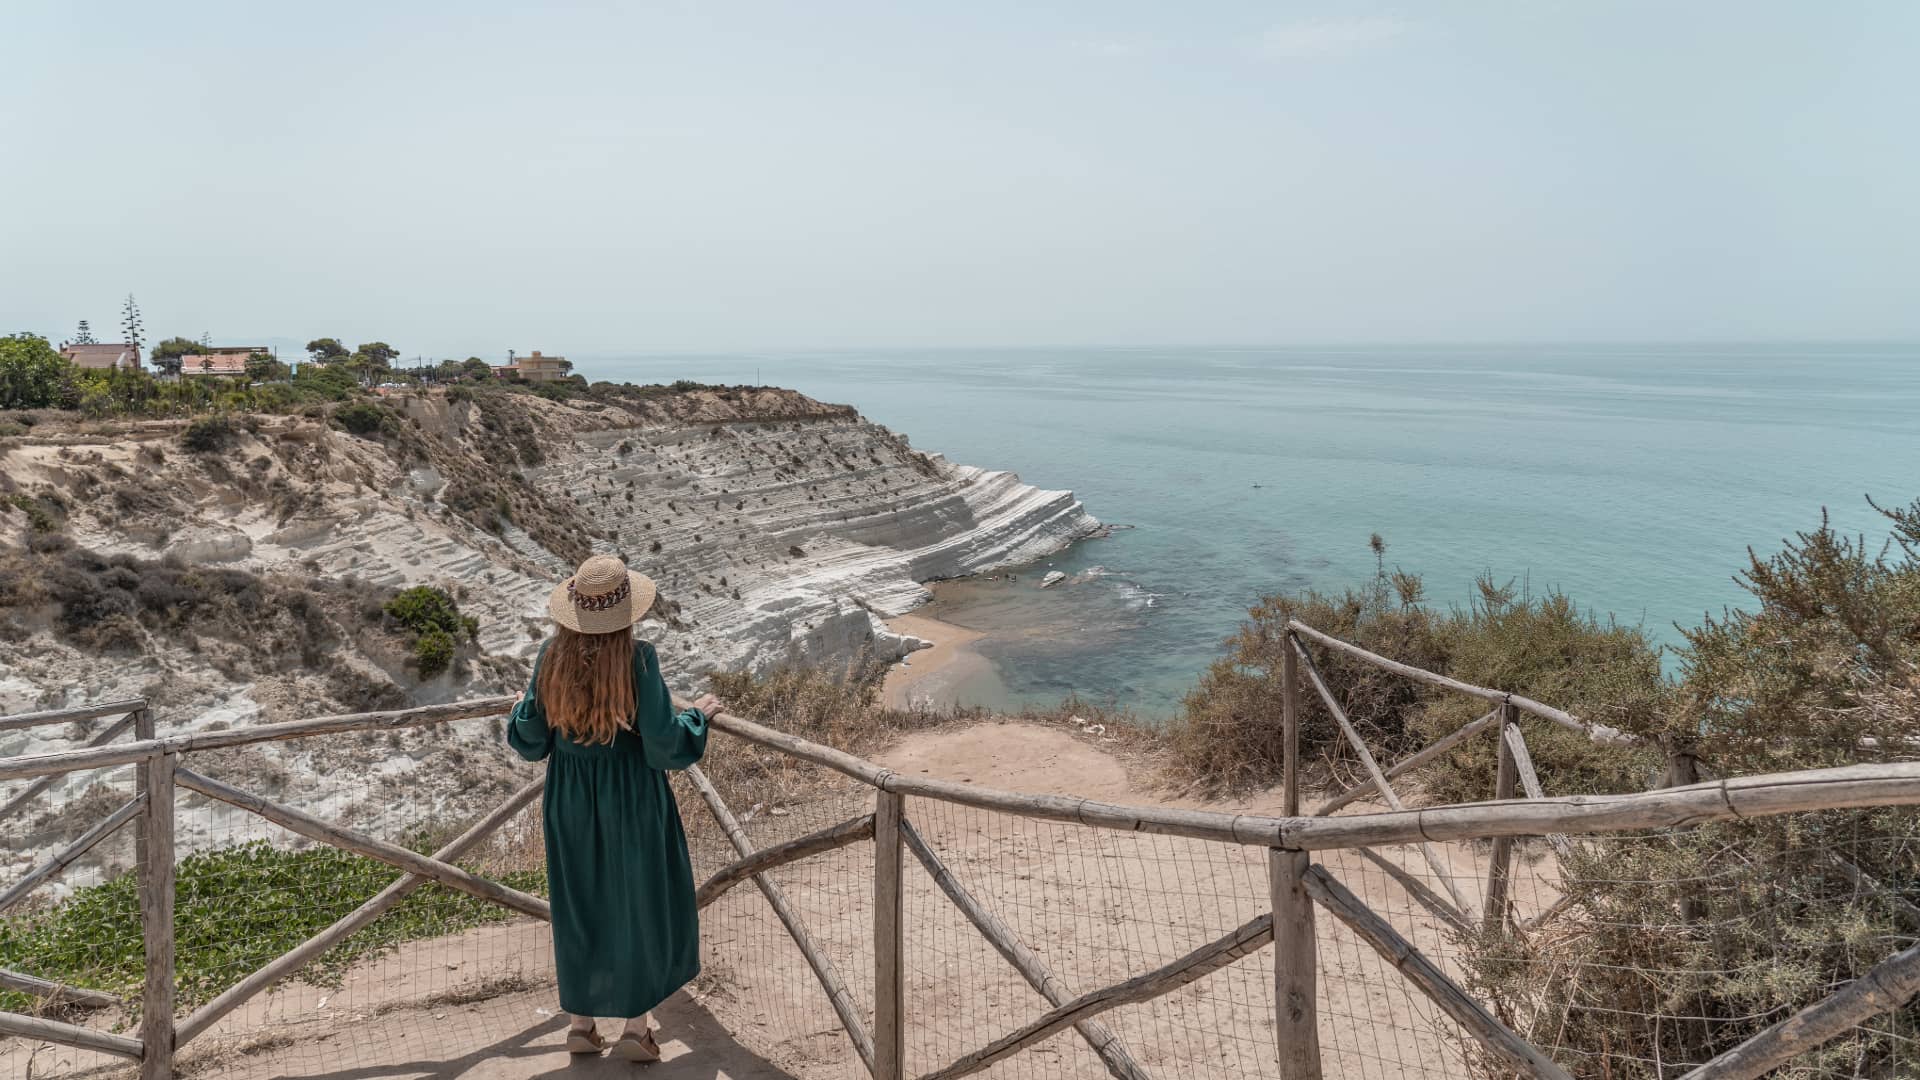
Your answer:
(506, 642), (553, 762)
(633, 641), (709, 771)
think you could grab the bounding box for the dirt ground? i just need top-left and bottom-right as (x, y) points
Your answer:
(5, 720), (1555, 1079)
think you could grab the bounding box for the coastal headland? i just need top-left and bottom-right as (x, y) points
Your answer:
(0, 382), (1098, 854)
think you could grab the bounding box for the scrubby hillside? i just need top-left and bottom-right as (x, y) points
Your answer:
(0, 382), (1099, 857)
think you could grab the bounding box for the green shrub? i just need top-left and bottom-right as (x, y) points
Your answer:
(292, 362), (361, 402)
(383, 586), (478, 640)
(383, 586), (478, 678)
(5, 493), (62, 533)
(413, 627), (455, 678)
(331, 401), (394, 437)
(0, 333), (75, 410)
(179, 415), (237, 453)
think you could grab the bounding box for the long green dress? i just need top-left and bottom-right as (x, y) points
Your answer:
(506, 639), (710, 1018)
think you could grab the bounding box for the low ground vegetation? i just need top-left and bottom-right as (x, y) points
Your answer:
(0, 840), (545, 1015)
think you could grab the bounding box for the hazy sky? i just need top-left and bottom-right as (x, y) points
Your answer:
(5, 2), (1916, 355)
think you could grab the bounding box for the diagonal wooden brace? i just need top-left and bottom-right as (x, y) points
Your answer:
(917, 911), (1275, 1080)
(1293, 637), (1474, 915)
(1302, 864), (1573, 1080)
(0, 794), (145, 914)
(696, 813), (875, 910)
(899, 816), (1153, 1080)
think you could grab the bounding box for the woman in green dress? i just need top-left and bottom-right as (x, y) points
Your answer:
(507, 555), (722, 1062)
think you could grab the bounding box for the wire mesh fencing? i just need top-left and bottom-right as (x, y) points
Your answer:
(1450, 812), (1920, 1079)
(679, 758), (878, 1076)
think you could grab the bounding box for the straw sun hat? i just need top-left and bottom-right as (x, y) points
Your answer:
(547, 555), (658, 635)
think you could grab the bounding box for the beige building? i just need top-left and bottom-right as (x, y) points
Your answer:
(60, 343), (143, 371)
(178, 354), (249, 377)
(496, 350), (571, 382)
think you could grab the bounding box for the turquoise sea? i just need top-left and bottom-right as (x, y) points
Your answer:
(598, 346), (1920, 717)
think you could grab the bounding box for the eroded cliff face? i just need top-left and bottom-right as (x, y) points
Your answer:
(0, 385), (1096, 868)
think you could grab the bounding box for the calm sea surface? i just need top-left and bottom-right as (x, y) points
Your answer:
(597, 346), (1920, 717)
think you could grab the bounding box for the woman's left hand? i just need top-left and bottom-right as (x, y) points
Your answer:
(693, 693), (723, 718)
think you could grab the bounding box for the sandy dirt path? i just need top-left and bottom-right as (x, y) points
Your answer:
(880, 613), (988, 710)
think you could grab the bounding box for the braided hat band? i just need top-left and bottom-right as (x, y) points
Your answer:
(568, 576), (631, 611)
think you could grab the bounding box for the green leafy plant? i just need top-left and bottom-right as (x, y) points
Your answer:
(383, 586), (478, 679)
(331, 401), (394, 437)
(0, 840), (547, 1013)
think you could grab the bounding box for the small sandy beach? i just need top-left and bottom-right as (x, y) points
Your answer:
(881, 611), (989, 709)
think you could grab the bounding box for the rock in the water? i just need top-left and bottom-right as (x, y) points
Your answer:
(1040, 570), (1067, 589)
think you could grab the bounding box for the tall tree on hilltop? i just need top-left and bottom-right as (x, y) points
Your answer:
(120, 294), (144, 355)
(355, 342), (398, 366)
(305, 337), (349, 363)
(149, 336), (199, 379)
(71, 320), (97, 345)
(245, 351), (288, 383)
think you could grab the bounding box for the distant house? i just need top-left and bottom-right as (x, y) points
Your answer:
(59, 343), (143, 371)
(494, 350), (571, 382)
(178, 353), (250, 377)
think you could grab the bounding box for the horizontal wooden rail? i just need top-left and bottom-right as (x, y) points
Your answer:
(0, 697), (517, 783)
(695, 813), (874, 911)
(918, 911), (1275, 1080)
(1281, 763), (1920, 849)
(0, 967), (121, 1010)
(0, 1009), (143, 1060)
(174, 767), (550, 920)
(0, 794), (145, 914)
(708, 707), (1920, 848)
(1288, 619), (1638, 746)
(0, 699), (145, 734)
(0, 713), (138, 818)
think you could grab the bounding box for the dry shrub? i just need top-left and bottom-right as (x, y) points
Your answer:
(1461, 499), (1920, 1077)
(1164, 536), (1660, 797)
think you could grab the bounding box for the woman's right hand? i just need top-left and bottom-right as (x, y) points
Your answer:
(693, 693), (723, 718)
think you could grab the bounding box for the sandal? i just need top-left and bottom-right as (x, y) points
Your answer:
(611, 1029), (662, 1063)
(566, 1027), (607, 1055)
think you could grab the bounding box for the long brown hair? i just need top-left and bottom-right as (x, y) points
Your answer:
(536, 625), (636, 745)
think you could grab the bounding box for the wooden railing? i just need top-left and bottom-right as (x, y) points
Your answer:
(4, 622), (1920, 1079)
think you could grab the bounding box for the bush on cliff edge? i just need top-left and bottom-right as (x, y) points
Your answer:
(1164, 536), (1662, 799)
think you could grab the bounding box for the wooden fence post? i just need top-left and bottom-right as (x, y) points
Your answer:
(1271, 848), (1322, 1079)
(1282, 637), (1301, 817)
(874, 790), (906, 1080)
(1484, 703), (1519, 935)
(139, 749), (175, 1080)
